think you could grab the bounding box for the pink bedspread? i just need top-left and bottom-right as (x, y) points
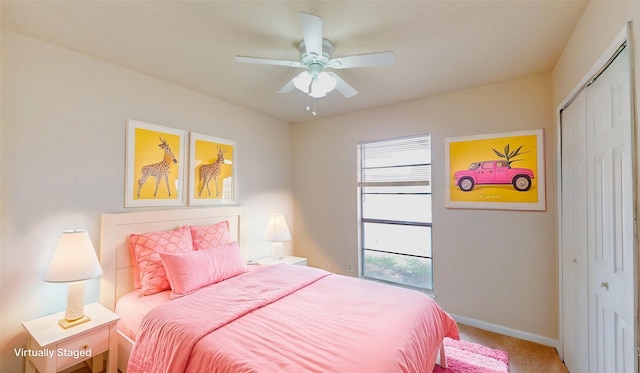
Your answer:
(128, 264), (459, 373)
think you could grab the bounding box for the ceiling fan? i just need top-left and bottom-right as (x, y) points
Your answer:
(236, 12), (395, 106)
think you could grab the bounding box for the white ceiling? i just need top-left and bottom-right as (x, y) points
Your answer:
(1, 1), (588, 123)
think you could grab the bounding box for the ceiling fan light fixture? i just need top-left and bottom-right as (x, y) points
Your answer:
(314, 71), (337, 95)
(293, 71), (336, 98)
(293, 71), (312, 93)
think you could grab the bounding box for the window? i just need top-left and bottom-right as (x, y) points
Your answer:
(357, 135), (432, 290)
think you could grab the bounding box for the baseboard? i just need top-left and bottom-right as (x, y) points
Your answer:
(451, 313), (560, 351)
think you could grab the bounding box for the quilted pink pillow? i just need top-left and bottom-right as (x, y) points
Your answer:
(160, 241), (246, 298)
(189, 221), (232, 250)
(130, 226), (194, 295)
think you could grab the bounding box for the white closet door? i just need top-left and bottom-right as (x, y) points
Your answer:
(585, 45), (635, 373)
(561, 88), (588, 373)
(561, 44), (636, 373)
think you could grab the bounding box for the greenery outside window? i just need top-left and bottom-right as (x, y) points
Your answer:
(357, 135), (432, 290)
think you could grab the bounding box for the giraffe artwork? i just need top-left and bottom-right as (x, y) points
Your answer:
(136, 136), (178, 198)
(189, 133), (235, 205)
(125, 120), (185, 207)
(198, 145), (226, 197)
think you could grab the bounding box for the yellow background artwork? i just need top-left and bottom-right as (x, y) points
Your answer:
(133, 128), (182, 200)
(448, 133), (540, 204)
(193, 139), (234, 200)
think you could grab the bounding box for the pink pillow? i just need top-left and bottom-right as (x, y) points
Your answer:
(189, 221), (232, 250)
(160, 241), (246, 298)
(128, 240), (142, 290)
(130, 226), (194, 295)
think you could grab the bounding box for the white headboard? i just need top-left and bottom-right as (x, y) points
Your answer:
(99, 207), (248, 311)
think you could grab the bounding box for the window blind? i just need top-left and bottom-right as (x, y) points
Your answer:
(359, 135), (430, 186)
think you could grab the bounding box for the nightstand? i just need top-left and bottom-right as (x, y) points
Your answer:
(22, 303), (119, 373)
(255, 255), (307, 266)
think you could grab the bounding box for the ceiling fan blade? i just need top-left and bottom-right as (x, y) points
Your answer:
(278, 79), (295, 94)
(329, 51), (395, 69)
(236, 56), (302, 68)
(328, 72), (358, 98)
(299, 12), (323, 58)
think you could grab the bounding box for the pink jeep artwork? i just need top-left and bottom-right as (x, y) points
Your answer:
(454, 160), (535, 192)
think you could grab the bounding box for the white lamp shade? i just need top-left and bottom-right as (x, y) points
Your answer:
(264, 213), (292, 242)
(45, 230), (103, 283)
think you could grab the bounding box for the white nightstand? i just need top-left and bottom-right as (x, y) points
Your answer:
(22, 303), (119, 373)
(254, 256), (307, 266)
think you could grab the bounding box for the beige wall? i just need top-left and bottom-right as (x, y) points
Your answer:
(553, 2), (640, 107)
(293, 73), (558, 341)
(0, 30), (294, 372)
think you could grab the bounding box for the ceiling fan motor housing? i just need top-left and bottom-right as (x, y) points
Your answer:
(298, 39), (334, 76)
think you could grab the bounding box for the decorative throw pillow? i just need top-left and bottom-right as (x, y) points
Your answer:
(129, 226), (194, 295)
(160, 241), (246, 298)
(189, 221), (232, 250)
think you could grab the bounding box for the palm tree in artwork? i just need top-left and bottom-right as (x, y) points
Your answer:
(491, 143), (528, 167)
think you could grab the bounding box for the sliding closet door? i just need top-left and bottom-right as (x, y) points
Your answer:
(586, 45), (635, 373)
(561, 89), (588, 373)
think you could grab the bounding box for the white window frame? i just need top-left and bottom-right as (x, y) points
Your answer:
(357, 134), (433, 290)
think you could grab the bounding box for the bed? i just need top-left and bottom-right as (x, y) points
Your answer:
(99, 207), (459, 373)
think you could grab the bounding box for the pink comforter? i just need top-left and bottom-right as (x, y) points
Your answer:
(128, 264), (459, 373)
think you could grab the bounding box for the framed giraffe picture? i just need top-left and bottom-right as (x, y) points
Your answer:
(188, 132), (236, 206)
(125, 119), (187, 207)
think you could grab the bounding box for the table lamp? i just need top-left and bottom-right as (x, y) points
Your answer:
(264, 213), (292, 260)
(45, 229), (103, 329)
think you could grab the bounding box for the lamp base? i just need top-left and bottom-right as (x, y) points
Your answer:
(59, 281), (88, 329)
(271, 242), (284, 261)
(58, 315), (91, 329)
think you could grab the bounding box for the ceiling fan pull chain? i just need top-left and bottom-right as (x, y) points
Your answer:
(311, 97), (317, 116)
(305, 80), (317, 115)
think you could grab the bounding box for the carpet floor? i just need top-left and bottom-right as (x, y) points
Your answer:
(456, 323), (568, 373)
